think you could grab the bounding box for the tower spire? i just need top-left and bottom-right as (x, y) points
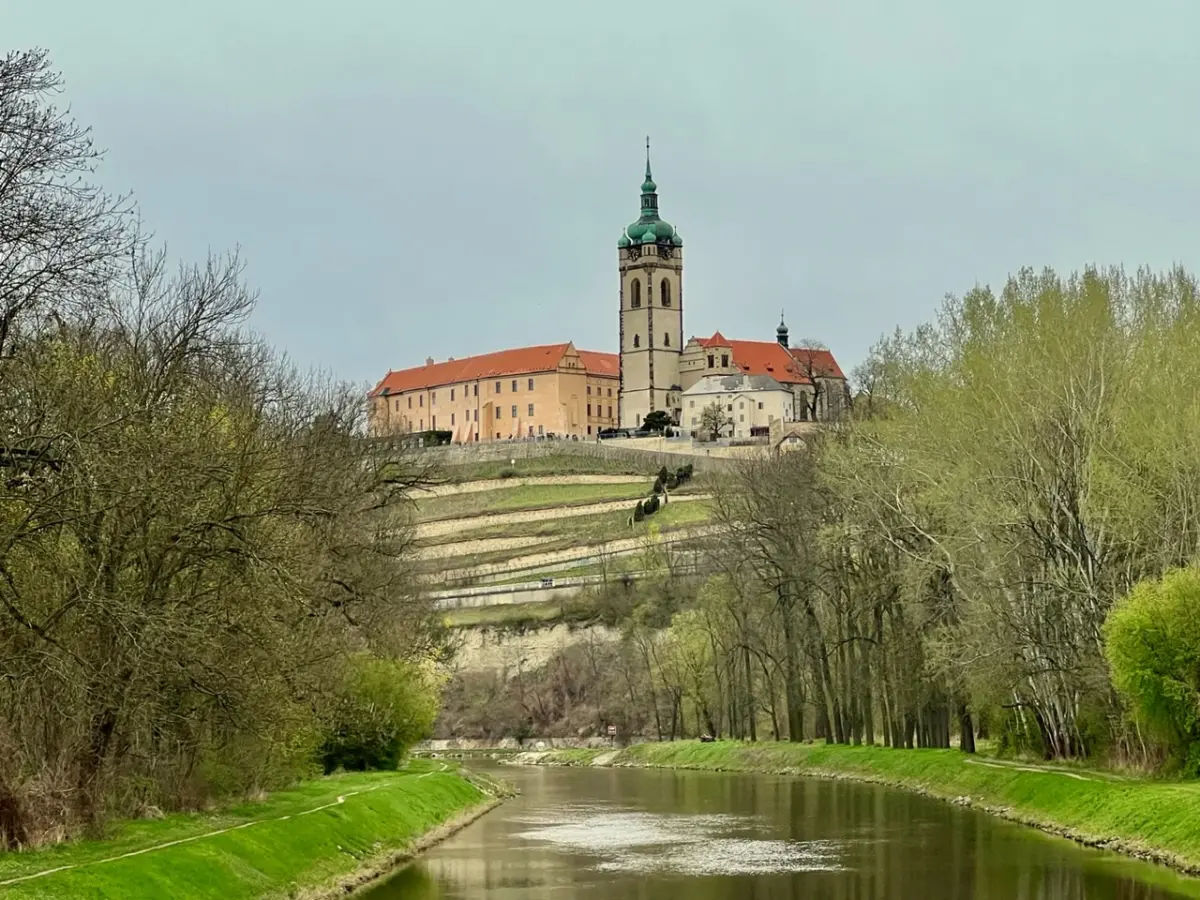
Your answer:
(645, 135), (652, 182)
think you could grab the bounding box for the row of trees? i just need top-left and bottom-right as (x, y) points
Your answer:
(0, 50), (437, 846)
(445, 265), (1200, 773)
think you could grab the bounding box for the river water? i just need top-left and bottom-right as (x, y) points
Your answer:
(358, 763), (1200, 899)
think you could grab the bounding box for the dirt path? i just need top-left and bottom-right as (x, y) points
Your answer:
(416, 475), (647, 498)
(416, 535), (557, 561)
(434, 525), (720, 582)
(415, 493), (713, 540)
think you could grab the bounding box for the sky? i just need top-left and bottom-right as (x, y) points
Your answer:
(8, 0), (1200, 389)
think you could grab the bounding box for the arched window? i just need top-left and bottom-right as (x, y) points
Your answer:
(663, 332), (670, 347)
(660, 278), (672, 307)
(631, 278), (642, 309)
(633, 334), (641, 348)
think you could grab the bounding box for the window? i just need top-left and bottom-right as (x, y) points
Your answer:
(528, 378), (534, 390)
(587, 386), (591, 395)
(607, 388), (612, 397)
(511, 380), (517, 392)
(587, 425), (592, 435)
(739, 414), (744, 422)
(450, 388), (455, 401)
(663, 332), (670, 347)
(661, 278), (672, 307)
(538, 424), (544, 435)
(473, 409), (478, 421)
(689, 400), (695, 408)
(587, 403), (592, 415)
(528, 426), (534, 437)
(607, 405), (612, 417)
(419, 395), (424, 407)
(407, 396), (412, 409)
(727, 404), (733, 412)
(496, 406), (502, 418)
(450, 413), (455, 425)
(495, 381), (501, 393)
(633, 334), (641, 348)
(707, 354), (714, 368)
(394, 399), (399, 411)
(473, 384), (478, 396)
(511, 405), (517, 418)
(419, 419), (423, 429)
(631, 278), (642, 308)
(721, 354), (729, 367)
(431, 391), (436, 404)
(758, 402), (763, 410)
(474, 431), (479, 441)
(527, 403), (534, 416)
(691, 416), (697, 426)
(432, 415), (436, 428)
(739, 401), (744, 409)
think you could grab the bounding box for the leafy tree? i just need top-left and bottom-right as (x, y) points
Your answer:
(320, 655), (439, 774)
(1105, 569), (1200, 773)
(642, 411), (671, 432)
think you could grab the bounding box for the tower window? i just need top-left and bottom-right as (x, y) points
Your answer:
(721, 354), (729, 367)
(633, 334), (640, 348)
(661, 279), (672, 307)
(663, 332), (670, 347)
(631, 278), (642, 309)
(707, 354), (714, 368)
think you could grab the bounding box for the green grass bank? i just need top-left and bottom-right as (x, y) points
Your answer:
(0, 761), (508, 900)
(518, 741), (1200, 874)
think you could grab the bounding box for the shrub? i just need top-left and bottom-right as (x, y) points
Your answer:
(319, 654), (439, 774)
(645, 494), (660, 515)
(498, 467), (518, 479)
(652, 477), (663, 494)
(633, 501), (645, 522)
(658, 466), (670, 484)
(1104, 568), (1200, 773)
(666, 472), (679, 490)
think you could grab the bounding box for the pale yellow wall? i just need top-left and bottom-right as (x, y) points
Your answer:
(618, 244), (684, 428)
(370, 359), (618, 442)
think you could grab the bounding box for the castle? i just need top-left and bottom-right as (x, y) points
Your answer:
(368, 148), (846, 442)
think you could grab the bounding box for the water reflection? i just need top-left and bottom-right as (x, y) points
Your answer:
(357, 764), (1200, 900)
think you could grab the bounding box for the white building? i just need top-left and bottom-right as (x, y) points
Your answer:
(680, 373), (796, 439)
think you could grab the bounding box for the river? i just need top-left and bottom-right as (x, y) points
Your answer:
(358, 762), (1200, 899)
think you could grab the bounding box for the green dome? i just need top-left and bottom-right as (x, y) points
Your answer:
(621, 141), (683, 250)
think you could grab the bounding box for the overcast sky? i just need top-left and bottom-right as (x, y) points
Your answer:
(9, 0), (1200, 387)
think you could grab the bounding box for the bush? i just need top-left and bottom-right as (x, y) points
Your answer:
(498, 467), (518, 479)
(645, 494), (660, 515)
(666, 472), (679, 490)
(652, 477), (663, 494)
(1104, 568), (1200, 773)
(319, 654), (439, 774)
(633, 501), (645, 522)
(676, 464), (693, 484)
(658, 466), (670, 484)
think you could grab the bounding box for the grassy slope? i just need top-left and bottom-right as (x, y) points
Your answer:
(441, 454), (646, 482)
(0, 762), (496, 900)
(416, 482), (652, 522)
(527, 741), (1200, 873)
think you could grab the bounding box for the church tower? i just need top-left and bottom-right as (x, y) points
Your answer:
(617, 142), (684, 429)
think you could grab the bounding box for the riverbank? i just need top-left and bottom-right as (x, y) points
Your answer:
(511, 741), (1200, 875)
(0, 760), (510, 899)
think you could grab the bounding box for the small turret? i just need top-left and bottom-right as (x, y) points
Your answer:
(777, 311), (789, 348)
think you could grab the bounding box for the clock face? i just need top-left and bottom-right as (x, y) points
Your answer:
(657, 244), (672, 259)
(627, 246), (641, 260)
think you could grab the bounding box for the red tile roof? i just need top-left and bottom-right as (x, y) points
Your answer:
(577, 350), (619, 378)
(697, 332), (845, 384)
(370, 343), (571, 397)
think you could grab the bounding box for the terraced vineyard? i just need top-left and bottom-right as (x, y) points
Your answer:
(410, 452), (717, 628)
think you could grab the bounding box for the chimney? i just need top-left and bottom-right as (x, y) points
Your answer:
(425, 357), (434, 366)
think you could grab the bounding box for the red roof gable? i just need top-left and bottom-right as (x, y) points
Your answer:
(577, 350), (619, 378)
(694, 337), (845, 385)
(370, 343), (571, 397)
